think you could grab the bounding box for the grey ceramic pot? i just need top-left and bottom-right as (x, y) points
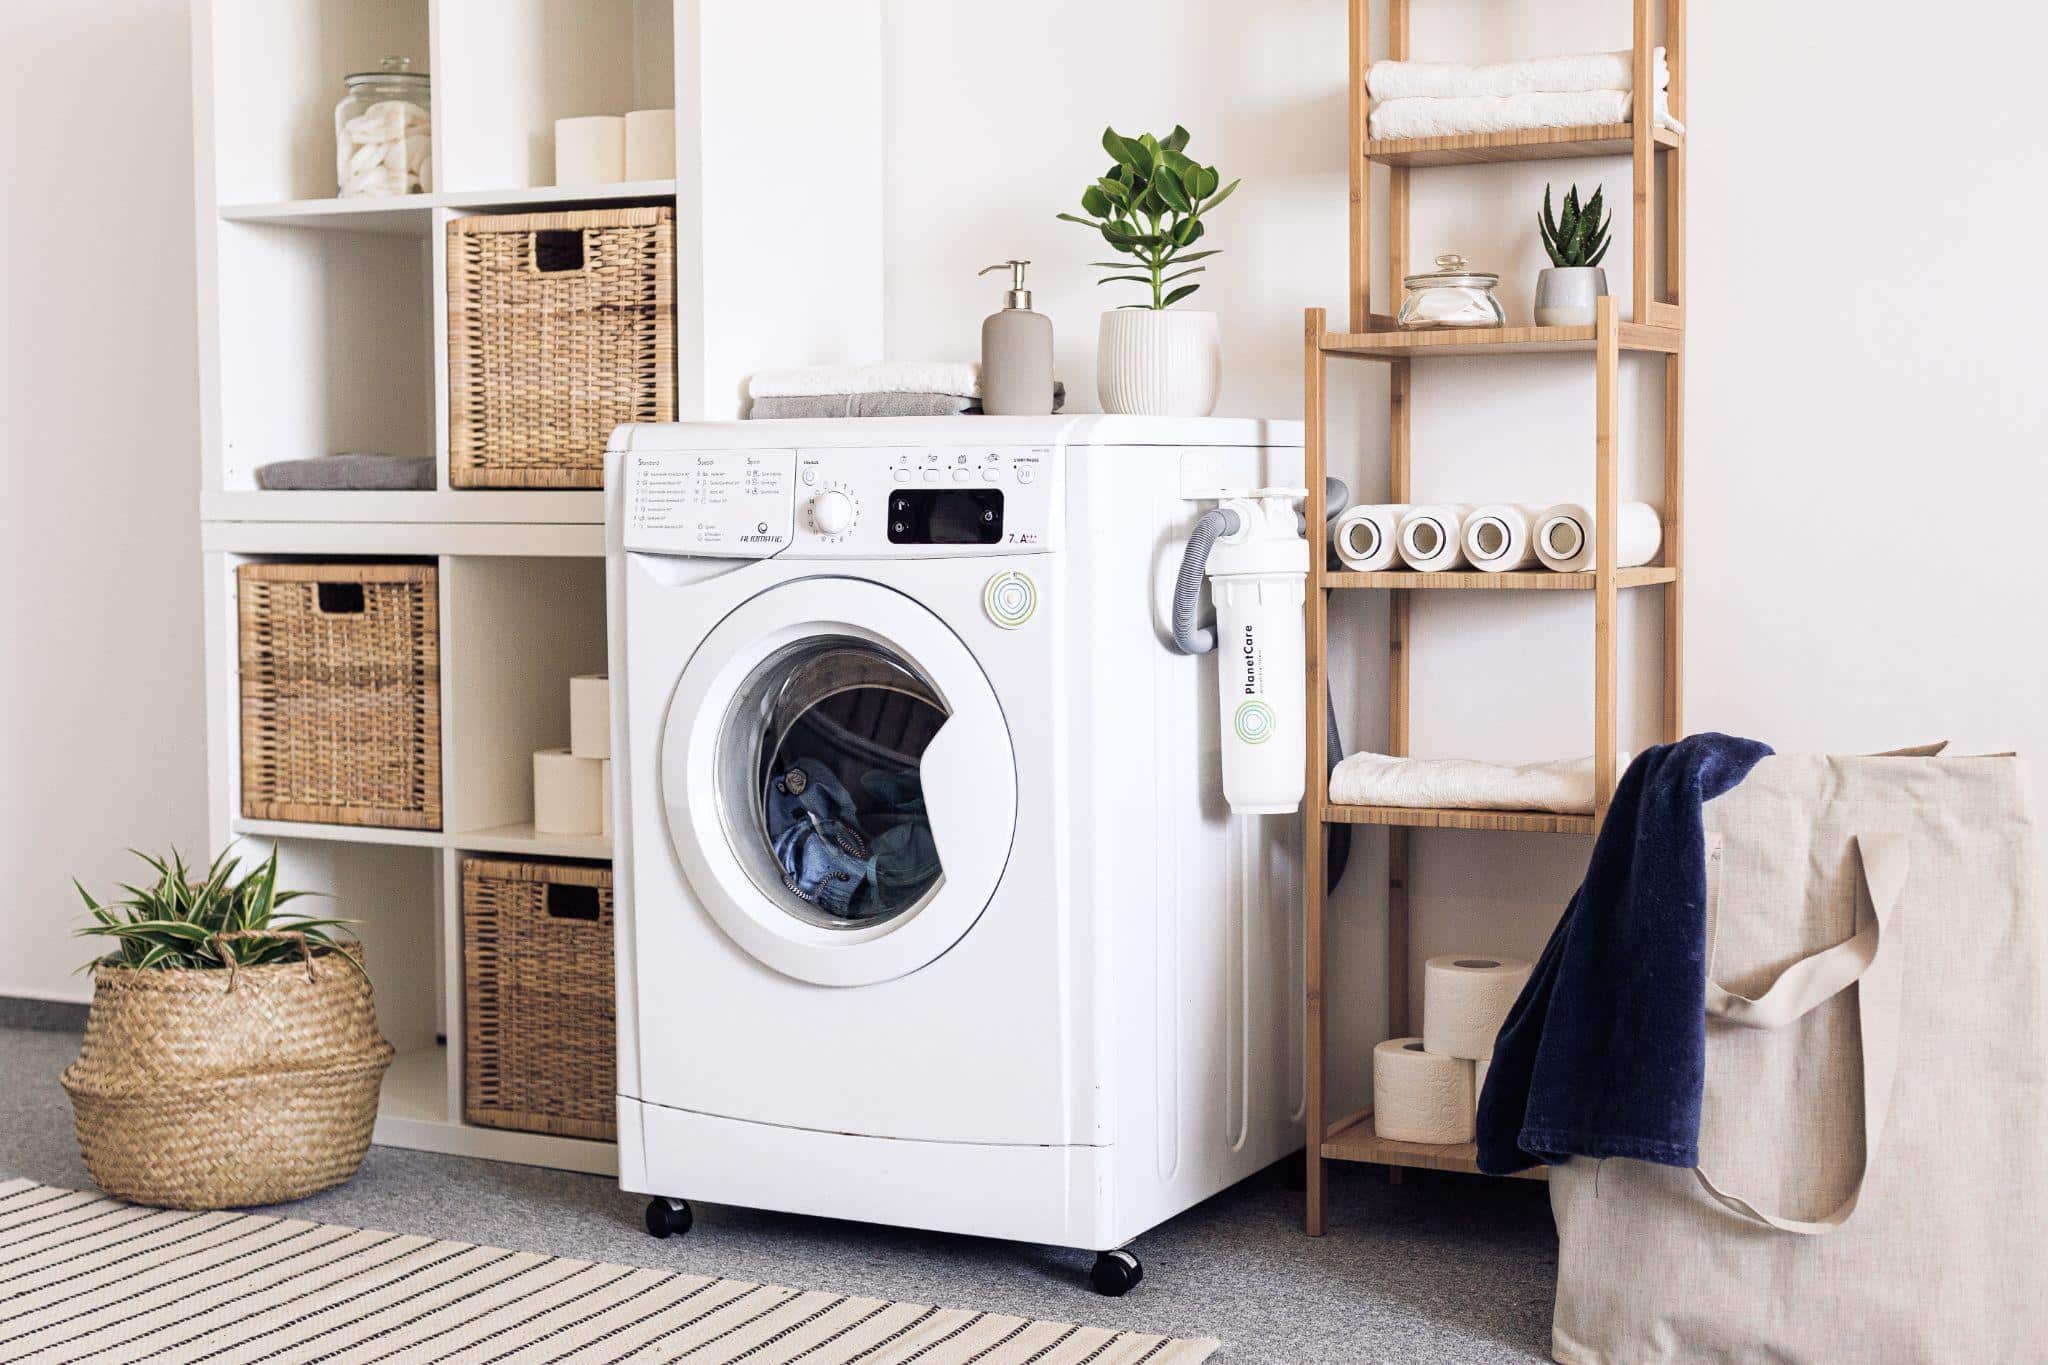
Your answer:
(1534, 267), (1608, 326)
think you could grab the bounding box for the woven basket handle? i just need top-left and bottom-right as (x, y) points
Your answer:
(210, 929), (319, 990)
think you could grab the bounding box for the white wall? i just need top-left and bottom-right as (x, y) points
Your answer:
(5, 0), (2045, 1052)
(885, 0), (2048, 1111)
(0, 1), (206, 1003)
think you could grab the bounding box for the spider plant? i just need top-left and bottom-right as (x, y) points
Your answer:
(75, 845), (359, 973)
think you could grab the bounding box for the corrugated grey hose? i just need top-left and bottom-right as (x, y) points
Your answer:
(1171, 480), (1352, 893)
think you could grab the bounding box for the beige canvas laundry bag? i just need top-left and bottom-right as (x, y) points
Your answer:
(1549, 751), (2048, 1364)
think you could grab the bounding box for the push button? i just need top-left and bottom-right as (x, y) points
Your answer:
(1016, 466), (1037, 484)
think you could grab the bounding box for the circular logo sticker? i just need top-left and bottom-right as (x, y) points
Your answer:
(983, 571), (1038, 629)
(1234, 698), (1277, 745)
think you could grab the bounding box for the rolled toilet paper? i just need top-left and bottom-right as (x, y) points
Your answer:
(1462, 503), (1542, 572)
(570, 673), (610, 759)
(1397, 504), (1474, 572)
(1373, 1037), (1476, 1144)
(555, 115), (626, 186)
(1422, 955), (1533, 1060)
(1473, 1055), (1492, 1122)
(624, 108), (676, 180)
(1330, 504), (1410, 572)
(600, 757), (613, 839)
(1533, 500), (1663, 572)
(534, 747), (604, 835)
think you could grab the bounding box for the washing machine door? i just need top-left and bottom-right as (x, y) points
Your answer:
(660, 576), (1017, 986)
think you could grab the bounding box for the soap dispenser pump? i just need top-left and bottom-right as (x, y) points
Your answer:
(978, 260), (1054, 416)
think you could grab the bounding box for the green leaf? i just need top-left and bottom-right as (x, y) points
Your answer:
(1095, 275), (1156, 286)
(1095, 176), (1131, 205)
(1172, 218), (1205, 247)
(1163, 124), (1191, 153)
(1102, 127), (1139, 168)
(1200, 178), (1239, 214)
(73, 878), (100, 912)
(1153, 165), (1192, 213)
(1162, 248), (1222, 264)
(1160, 283), (1201, 308)
(1161, 266), (1207, 285)
(1191, 166), (1220, 201)
(1058, 212), (1104, 228)
(1080, 186), (1110, 218)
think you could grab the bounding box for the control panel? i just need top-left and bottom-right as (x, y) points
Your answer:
(624, 444), (1058, 557)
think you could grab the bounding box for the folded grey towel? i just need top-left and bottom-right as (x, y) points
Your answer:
(747, 384), (1066, 420)
(255, 453), (435, 491)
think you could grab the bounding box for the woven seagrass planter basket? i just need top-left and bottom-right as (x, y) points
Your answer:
(60, 944), (394, 1210)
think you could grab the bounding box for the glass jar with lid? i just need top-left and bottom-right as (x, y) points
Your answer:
(335, 57), (431, 198)
(1397, 254), (1506, 330)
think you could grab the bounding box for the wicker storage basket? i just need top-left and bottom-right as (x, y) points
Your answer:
(60, 941), (393, 1210)
(447, 206), (676, 489)
(238, 562), (441, 830)
(463, 858), (617, 1140)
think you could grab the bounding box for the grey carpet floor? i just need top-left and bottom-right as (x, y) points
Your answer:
(0, 1026), (1557, 1363)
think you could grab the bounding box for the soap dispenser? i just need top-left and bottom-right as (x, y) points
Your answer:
(978, 260), (1054, 416)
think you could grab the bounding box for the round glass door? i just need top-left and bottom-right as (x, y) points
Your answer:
(715, 637), (948, 930)
(660, 578), (1017, 987)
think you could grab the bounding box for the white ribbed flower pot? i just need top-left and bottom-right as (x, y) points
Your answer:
(1096, 309), (1222, 417)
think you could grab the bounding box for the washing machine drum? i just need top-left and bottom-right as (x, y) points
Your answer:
(660, 578), (1018, 986)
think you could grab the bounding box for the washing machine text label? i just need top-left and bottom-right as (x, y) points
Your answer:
(623, 450), (796, 557)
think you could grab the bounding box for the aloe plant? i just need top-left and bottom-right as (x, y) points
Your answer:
(75, 845), (358, 973)
(1057, 126), (1239, 309)
(1539, 183), (1611, 268)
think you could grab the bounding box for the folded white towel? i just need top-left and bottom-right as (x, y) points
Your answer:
(1367, 48), (1669, 101)
(749, 362), (981, 400)
(1329, 752), (1624, 815)
(1370, 89), (1682, 141)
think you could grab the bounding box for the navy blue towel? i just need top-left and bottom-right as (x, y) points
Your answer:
(1475, 733), (1773, 1175)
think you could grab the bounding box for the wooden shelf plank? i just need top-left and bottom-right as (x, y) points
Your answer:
(1323, 1108), (1547, 1181)
(1366, 123), (1681, 168)
(1329, 567), (1676, 591)
(1323, 805), (1595, 835)
(1322, 323), (1682, 358)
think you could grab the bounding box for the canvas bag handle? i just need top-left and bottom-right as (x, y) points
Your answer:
(1692, 832), (1908, 1235)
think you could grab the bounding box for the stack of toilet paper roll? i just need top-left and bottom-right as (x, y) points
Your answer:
(1372, 954), (1531, 1144)
(533, 674), (613, 836)
(555, 110), (676, 186)
(1330, 500), (1661, 574)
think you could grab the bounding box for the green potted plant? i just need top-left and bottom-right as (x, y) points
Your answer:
(60, 846), (393, 1210)
(1535, 183), (1611, 326)
(1059, 125), (1239, 416)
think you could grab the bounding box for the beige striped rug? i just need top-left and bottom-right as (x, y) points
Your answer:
(0, 1180), (1217, 1364)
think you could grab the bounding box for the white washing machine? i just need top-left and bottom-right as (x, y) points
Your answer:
(605, 416), (1305, 1293)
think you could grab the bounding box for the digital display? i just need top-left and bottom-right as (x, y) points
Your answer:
(887, 489), (1004, 545)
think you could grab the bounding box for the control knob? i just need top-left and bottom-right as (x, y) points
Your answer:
(810, 488), (856, 536)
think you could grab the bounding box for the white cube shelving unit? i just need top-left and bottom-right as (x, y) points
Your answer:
(192, 0), (883, 1171)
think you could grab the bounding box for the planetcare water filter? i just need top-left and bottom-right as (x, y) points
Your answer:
(1206, 495), (1309, 815)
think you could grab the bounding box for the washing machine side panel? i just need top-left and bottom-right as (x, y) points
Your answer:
(619, 553), (1088, 1148)
(1064, 438), (1308, 1241)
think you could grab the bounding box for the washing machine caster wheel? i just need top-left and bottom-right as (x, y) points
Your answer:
(645, 1198), (693, 1239)
(1090, 1249), (1143, 1296)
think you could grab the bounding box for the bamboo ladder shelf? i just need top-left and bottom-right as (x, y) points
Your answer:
(1302, 0), (1687, 1234)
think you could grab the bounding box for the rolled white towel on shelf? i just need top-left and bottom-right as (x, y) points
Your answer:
(1330, 504), (1410, 572)
(1398, 504), (1473, 572)
(1367, 47), (1670, 101)
(1461, 503), (1543, 572)
(1533, 501), (1663, 572)
(750, 361), (982, 400)
(1329, 751), (1626, 815)
(1369, 89), (1683, 142)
